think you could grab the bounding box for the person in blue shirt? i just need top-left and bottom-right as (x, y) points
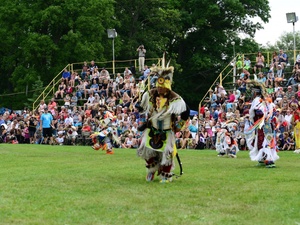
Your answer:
(62, 68), (71, 84)
(40, 107), (54, 145)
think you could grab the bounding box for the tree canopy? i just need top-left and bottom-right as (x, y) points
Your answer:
(0, 0), (273, 109)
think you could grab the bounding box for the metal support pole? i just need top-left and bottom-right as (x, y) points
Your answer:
(293, 22), (296, 65)
(113, 38), (115, 75)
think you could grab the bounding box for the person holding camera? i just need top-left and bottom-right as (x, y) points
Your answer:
(137, 45), (146, 73)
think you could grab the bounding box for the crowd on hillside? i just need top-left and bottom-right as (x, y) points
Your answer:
(1, 49), (300, 151)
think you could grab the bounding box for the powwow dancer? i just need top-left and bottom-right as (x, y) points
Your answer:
(137, 62), (190, 183)
(245, 81), (279, 168)
(90, 118), (119, 155)
(215, 121), (239, 158)
(291, 105), (300, 153)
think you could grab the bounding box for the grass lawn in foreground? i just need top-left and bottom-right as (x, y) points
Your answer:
(1, 144), (300, 225)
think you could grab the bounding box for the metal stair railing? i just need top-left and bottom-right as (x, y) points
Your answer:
(198, 54), (241, 115)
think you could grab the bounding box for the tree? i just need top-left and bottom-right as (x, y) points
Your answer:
(0, 0), (116, 108)
(0, 0), (271, 109)
(266, 31), (300, 64)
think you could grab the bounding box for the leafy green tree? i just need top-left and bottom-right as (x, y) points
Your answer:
(0, 0), (271, 109)
(0, 0), (116, 108)
(265, 31), (300, 64)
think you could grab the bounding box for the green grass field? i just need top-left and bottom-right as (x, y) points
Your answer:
(1, 144), (300, 225)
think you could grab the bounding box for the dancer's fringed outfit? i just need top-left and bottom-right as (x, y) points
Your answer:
(90, 118), (119, 155)
(137, 65), (190, 183)
(215, 120), (239, 158)
(245, 81), (279, 168)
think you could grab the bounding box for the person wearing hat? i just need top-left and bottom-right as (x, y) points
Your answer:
(245, 81), (279, 168)
(137, 64), (190, 183)
(40, 107), (54, 145)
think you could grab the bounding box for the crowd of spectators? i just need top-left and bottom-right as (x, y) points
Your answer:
(192, 50), (300, 151)
(0, 60), (150, 147)
(1, 50), (300, 151)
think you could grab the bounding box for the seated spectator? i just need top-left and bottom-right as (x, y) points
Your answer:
(55, 81), (66, 99)
(277, 49), (288, 69)
(115, 73), (123, 84)
(63, 93), (71, 107)
(91, 68), (99, 83)
(243, 56), (251, 71)
(89, 60), (98, 74)
(270, 51), (279, 70)
(256, 72), (266, 85)
(180, 128), (194, 149)
(282, 132), (294, 151)
(189, 118), (198, 140)
(65, 125), (78, 145)
(69, 72), (76, 87)
(286, 86), (295, 99)
(89, 79), (99, 96)
(106, 79), (115, 97)
(106, 93), (117, 108)
(123, 67), (132, 77)
(84, 93), (95, 110)
(38, 100), (47, 113)
(62, 68), (71, 84)
(83, 80), (92, 99)
(55, 131), (65, 145)
(120, 92), (131, 108)
(70, 92), (78, 107)
(139, 65), (150, 80)
(64, 112), (74, 126)
(99, 68), (110, 81)
(75, 80), (86, 99)
(72, 111), (82, 127)
(266, 70), (274, 87)
(81, 61), (89, 80)
(121, 133), (137, 148)
(48, 98), (57, 115)
(197, 127), (208, 149)
(275, 64), (284, 81)
(253, 51), (265, 74)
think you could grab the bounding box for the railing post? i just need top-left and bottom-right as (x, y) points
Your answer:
(233, 56), (236, 90)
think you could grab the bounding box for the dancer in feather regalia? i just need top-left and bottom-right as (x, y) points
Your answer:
(215, 120), (239, 158)
(244, 80), (279, 168)
(137, 62), (190, 183)
(90, 118), (119, 155)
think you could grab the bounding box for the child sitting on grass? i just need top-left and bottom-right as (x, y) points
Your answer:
(282, 132), (294, 151)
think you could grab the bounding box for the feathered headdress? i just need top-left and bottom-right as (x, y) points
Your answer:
(246, 80), (267, 98)
(150, 53), (174, 90)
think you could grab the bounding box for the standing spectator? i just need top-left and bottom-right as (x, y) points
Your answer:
(137, 44), (146, 72)
(28, 115), (37, 144)
(40, 107), (54, 145)
(295, 51), (300, 70)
